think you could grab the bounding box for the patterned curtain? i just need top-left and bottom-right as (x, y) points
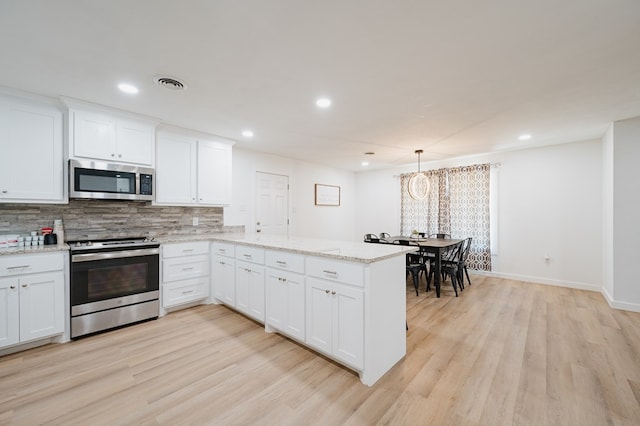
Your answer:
(400, 164), (491, 271)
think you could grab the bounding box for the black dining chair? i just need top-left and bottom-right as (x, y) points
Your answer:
(429, 233), (451, 239)
(363, 233), (379, 243)
(428, 240), (463, 296)
(398, 240), (426, 296)
(459, 237), (473, 288)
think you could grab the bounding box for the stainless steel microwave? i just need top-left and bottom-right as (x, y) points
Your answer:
(69, 159), (154, 201)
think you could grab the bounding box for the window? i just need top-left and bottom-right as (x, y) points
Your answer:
(400, 164), (492, 271)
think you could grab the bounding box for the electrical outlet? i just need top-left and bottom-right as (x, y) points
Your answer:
(192, 217), (199, 226)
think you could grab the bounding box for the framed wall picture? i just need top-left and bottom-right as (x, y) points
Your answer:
(315, 184), (340, 206)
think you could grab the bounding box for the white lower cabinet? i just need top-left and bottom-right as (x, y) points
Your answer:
(212, 254), (235, 306)
(265, 268), (305, 342)
(235, 262), (265, 322)
(306, 277), (364, 369)
(0, 253), (65, 349)
(162, 241), (210, 309)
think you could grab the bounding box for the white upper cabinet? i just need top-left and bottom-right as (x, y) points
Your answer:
(69, 107), (156, 166)
(155, 133), (197, 204)
(155, 131), (233, 206)
(0, 94), (64, 203)
(197, 140), (232, 205)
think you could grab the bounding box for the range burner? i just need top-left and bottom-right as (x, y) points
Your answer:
(69, 237), (160, 252)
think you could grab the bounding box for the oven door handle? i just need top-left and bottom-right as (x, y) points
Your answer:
(72, 247), (160, 262)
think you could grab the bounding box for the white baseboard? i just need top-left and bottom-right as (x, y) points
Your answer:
(473, 270), (601, 292)
(600, 287), (640, 313)
(472, 270), (640, 313)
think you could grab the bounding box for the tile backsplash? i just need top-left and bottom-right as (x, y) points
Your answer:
(0, 200), (243, 241)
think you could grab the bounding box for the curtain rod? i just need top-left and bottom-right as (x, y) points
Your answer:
(393, 162), (500, 177)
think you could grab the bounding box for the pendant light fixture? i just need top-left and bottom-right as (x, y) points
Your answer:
(408, 149), (430, 200)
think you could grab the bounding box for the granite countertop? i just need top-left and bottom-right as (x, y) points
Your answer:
(159, 233), (416, 264)
(0, 244), (70, 256)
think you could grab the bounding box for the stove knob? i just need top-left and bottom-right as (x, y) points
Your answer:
(87, 241), (93, 246)
(75, 241), (81, 247)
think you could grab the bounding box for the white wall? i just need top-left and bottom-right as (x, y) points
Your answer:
(602, 125), (615, 301)
(355, 139), (603, 291)
(224, 148), (357, 240)
(609, 116), (640, 309)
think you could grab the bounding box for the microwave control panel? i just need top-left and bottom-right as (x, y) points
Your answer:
(140, 174), (153, 195)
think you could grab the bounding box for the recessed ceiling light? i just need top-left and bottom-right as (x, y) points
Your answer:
(242, 130), (254, 138)
(118, 83), (139, 94)
(518, 133), (532, 141)
(361, 161), (370, 167)
(316, 98), (331, 108)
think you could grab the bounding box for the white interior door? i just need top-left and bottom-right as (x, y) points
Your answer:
(255, 172), (289, 235)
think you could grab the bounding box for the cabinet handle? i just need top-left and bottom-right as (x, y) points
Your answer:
(322, 270), (338, 276)
(1, 190), (7, 194)
(22, 283), (28, 288)
(245, 268), (252, 273)
(182, 249), (195, 252)
(181, 267), (194, 271)
(219, 261), (225, 265)
(182, 290), (194, 295)
(10, 285), (16, 289)
(118, 154), (122, 158)
(111, 153), (115, 157)
(7, 265), (30, 270)
(276, 261), (287, 266)
(325, 289), (330, 294)
(243, 254), (252, 258)
(331, 291), (336, 295)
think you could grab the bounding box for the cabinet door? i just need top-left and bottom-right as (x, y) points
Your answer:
(235, 262), (251, 315)
(212, 255), (235, 306)
(332, 283), (364, 369)
(73, 110), (117, 161)
(155, 133), (197, 204)
(236, 262), (265, 322)
(18, 271), (64, 343)
(197, 140), (232, 205)
(0, 278), (20, 348)
(306, 277), (333, 354)
(248, 266), (265, 322)
(284, 272), (305, 341)
(0, 96), (63, 202)
(116, 118), (154, 165)
(266, 269), (287, 332)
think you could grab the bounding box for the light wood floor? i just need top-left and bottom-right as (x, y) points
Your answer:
(1, 275), (640, 425)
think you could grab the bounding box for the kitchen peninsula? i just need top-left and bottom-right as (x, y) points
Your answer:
(204, 233), (416, 386)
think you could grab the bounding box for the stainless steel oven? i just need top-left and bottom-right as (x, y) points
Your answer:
(70, 238), (160, 339)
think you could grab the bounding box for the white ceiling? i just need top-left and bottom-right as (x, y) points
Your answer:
(2, 0), (640, 171)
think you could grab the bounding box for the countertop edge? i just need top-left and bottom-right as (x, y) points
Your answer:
(0, 244), (70, 256)
(160, 234), (416, 264)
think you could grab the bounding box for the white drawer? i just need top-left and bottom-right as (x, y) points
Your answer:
(0, 252), (64, 277)
(235, 245), (265, 264)
(163, 241), (209, 258)
(265, 250), (305, 274)
(163, 277), (209, 308)
(163, 254), (209, 282)
(306, 257), (364, 287)
(212, 242), (235, 258)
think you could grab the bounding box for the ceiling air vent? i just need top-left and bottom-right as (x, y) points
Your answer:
(153, 75), (187, 91)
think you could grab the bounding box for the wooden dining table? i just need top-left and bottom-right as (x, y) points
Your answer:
(383, 236), (463, 298)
